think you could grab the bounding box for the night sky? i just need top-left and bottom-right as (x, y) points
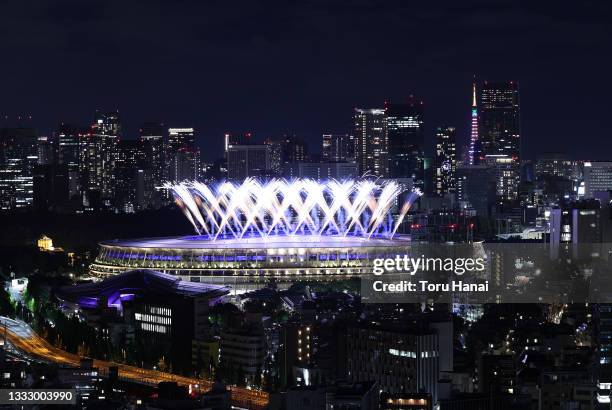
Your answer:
(1, 0), (610, 160)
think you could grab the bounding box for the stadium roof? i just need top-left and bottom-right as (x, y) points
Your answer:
(56, 269), (229, 308)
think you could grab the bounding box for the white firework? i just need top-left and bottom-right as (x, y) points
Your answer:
(164, 178), (422, 240)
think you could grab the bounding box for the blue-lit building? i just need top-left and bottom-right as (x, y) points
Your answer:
(56, 269), (228, 372)
(90, 179), (417, 283)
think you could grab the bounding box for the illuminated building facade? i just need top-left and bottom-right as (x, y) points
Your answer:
(386, 99), (425, 187)
(0, 128), (38, 209)
(584, 161), (612, 198)
(264, 137), (284, 176)
(115, 140), (144, 212)
(90, 234), (409, 280)
(479, 81), (521, 200)
(434, 126), (457, 196)
(86, 111), (121, 202)
(535, 154), (581, 181)
(354, 108), (388, 177)
(346, 322), (441, 402)
(139, 123), (165, 207)
(37, 235), (54, 251)
(57, 123), (86, 199)
(322, 134), (356, 163)
(549, 200), (602, 260)
(36, 135), (56, 165)
(167, 128), (200, 182)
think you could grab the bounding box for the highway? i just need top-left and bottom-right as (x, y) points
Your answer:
(0, 317), (268, 409)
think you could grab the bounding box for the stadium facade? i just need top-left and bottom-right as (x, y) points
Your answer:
(90, 179), (419, 283)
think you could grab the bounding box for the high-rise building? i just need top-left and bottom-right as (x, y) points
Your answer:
(226, 144), (270, 180)
(583, 162), (612, 199)
(167, 128), (200, 182)
(479, 81), (520, 161)
(115, 140), (145, 212)
(322, 134), (356, 163)
(33, 164), (69, 211)
(0, 128), (38, 210)
(264, 138), (283, 176)
(478, 81), (521, 200)
(549, 199), (603, 260)
(82, 111), (121, 204)
(284, 162), (359, 180)
(57, 124), (87, 199)
(386, 98), (425, 186)
(346, 315), (452, 403)
(354, 108), (388, 177)
(37, 135), (56, 165)
(281, 135), (308, 164)
(434, 126), (457, 196)
(535, 154), (580, 181)
(456, 164), (496, 218)
(139, 123), (165, 208)
(219, 324), (266, 385)
(224, 132), (253, 154)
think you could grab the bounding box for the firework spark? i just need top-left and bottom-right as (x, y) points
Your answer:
(164, 178), (421, 240)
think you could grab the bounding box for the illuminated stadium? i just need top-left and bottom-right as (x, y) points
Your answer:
(90, 178), (419, 282)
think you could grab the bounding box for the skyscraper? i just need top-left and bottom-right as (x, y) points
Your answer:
(57, 124), (86, 199)
(167, 128), (200, 182)
(322, 134), (356, 163)
(82, 111), (121, 204)
(434, 126), (457, 196)
(385, 98), (424, 186)
(456, 164), (496, 218)
(264, 138), (283, 176)
(281, 135), (308, 164)
(479, 81), (521, 200)
(139, 123), (165, 208)
(36, 135), (56, 165)
(33, 164), (69, 211)
(354, 108), (388, 177)
(0, 128), (38, 209)
(224, 132), (253, 154)
(115, 140), (145, 212)
(226, 144), (270, 180)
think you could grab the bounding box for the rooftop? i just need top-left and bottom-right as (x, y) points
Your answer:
(56, 269), (229, 308)
(100, 234), (409, 250)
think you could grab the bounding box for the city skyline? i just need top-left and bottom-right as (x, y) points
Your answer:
(1, 3), (612, 409)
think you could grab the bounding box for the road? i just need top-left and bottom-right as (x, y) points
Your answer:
(0, 317), (268, 409)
